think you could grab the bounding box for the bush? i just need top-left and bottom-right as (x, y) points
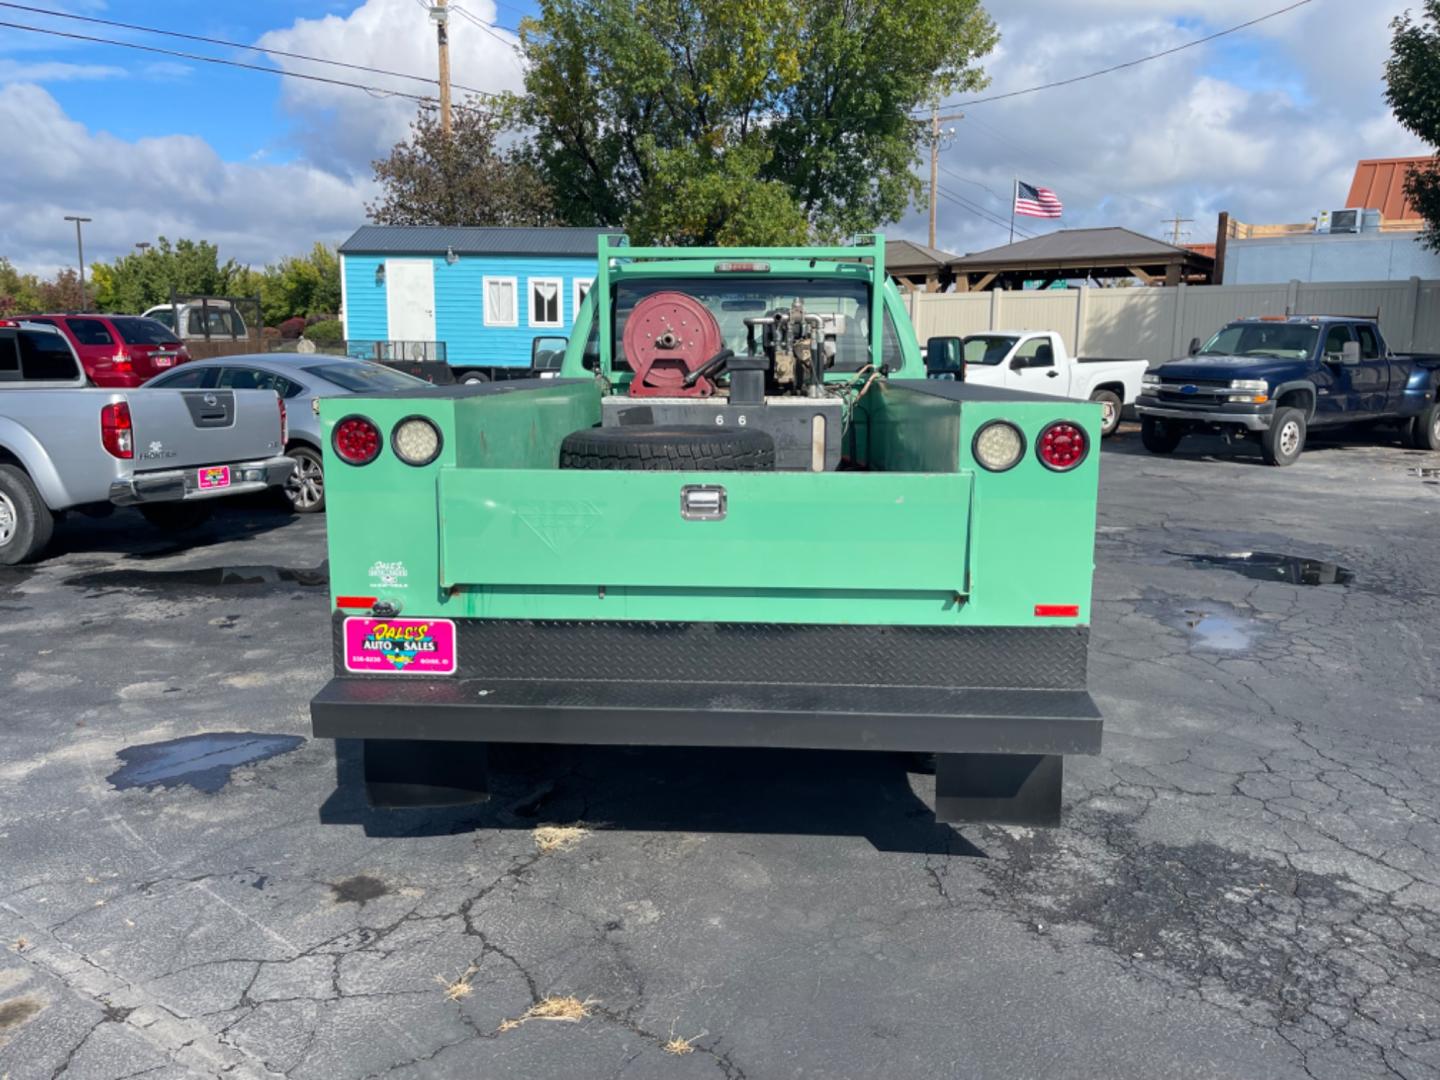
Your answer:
(304, 319), (343, 344)
(277, 316), (306, 339)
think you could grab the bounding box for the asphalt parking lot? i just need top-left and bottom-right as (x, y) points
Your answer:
(2, 426), (1438, 1080)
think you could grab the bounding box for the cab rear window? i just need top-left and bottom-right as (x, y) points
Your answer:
(2, 330), (81, 380)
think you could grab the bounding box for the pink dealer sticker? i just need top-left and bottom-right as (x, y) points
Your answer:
(344, 618), (457, 675)
(197, 465), (230, 491)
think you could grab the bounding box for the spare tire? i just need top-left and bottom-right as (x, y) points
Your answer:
(559, 425), (775, 471)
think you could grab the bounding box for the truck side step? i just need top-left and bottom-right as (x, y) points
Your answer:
(934, 753), (1063, 827)
(362, 738), (489, 808)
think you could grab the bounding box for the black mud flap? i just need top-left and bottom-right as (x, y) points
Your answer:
(934, 753), (1063, 828)
(362, 739), (489, 808)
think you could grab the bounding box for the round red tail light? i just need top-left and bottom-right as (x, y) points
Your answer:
(333, 416), (381, 465)
(1037, 421), (1088, 471)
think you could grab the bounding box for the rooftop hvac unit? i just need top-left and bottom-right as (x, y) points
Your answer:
(1315, 209), (1362, 234)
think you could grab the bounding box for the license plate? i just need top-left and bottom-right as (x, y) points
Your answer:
(153, 356), (175, 368)
(197, 466), (231, 491)
(343, 617), (457, 675)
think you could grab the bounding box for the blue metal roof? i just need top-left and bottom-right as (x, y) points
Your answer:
(338, 225), (612, 257)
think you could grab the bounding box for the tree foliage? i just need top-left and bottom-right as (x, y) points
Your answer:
(368, 97), (558, 227)
(513, 0), (997, 243)
(1386, 0), (1440, 250)
(90, 237), (244, 313)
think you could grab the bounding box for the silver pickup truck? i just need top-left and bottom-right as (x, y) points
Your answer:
(0, 320), (293, 564)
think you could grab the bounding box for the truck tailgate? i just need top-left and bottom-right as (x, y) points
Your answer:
(437, 469), (972, 593)
(126, 389), (283, 468)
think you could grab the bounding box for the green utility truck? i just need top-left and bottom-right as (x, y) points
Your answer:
(309, 235), (1102, 826)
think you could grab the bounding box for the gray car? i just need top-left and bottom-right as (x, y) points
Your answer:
(146, 354), (433, 513)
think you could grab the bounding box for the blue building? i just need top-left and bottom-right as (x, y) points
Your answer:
(338, 225), (607, 380)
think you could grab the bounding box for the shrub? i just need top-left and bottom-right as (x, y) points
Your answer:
(304, 319), (343, 344)
(278, 316), (306, 339)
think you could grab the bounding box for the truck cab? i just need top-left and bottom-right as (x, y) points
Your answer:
(943, 331), (1148, 436)
(1136, 316), (1440, 465)
(309, 235), (1105, 827)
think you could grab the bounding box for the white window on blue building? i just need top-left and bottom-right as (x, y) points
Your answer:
(574, 277), (593, 316)
(484, 276), (517, 327)
(528, 277), (563, 328)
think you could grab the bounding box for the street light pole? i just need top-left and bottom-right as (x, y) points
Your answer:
(63, 215), (92, 311)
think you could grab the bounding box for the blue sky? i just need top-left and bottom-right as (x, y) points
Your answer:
(0, 0), (1426, 272)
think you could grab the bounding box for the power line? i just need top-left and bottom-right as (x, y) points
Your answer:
(0, 1), (502, 98)
(451, 4), (523, 47)
(937, 185), (1037, 241)
(0, 19), (510, 112)
(938, 165), (1007, 206)
(916, 0), (1314, 114)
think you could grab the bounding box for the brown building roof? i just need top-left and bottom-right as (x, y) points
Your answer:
(1346, 157), (1432, 222)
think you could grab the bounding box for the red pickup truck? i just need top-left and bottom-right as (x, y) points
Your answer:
(20, 313), (191, 388)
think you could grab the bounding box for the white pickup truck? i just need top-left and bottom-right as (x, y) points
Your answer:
(947, 331), (1149, 437)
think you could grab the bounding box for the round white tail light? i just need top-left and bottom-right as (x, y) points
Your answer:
(972, 420), (1025, 472)
(392, 416), (442, 466)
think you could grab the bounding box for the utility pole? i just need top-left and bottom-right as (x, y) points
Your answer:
(432, 0), (452, 139)
(927, 108), (963, 249)
(63, 215), (91, 311)
(1163, 213), (1194, 245)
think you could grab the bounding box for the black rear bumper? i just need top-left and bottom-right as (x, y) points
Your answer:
(310, 677), (1101, 755)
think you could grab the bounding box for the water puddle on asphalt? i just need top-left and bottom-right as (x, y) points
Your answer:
(1170, 551), (1354, 587)
(330, 875), (390, 905)
(107, 732), (305, 793)
(67, 561), (328, 593)
(1179, 610), (1252, 651)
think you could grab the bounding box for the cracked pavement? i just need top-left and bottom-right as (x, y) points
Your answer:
(1, 426), (1438, 1079)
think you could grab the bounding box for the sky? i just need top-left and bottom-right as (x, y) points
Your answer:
(0, 0), (1428, 275)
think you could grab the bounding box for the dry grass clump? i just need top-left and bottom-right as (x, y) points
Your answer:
(533, 824), (589, 854)
(497, 995), (596, 1032)
(663, 1019), (705, 1055)
(436, 964), (479, 1002)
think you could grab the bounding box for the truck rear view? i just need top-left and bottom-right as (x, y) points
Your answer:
(310, 236), (1103, 826)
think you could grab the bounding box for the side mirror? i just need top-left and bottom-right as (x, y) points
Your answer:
(1188, 337), (1201, 356)
(1009, 355), (1026, 371)
(1340, 340), (1361, 366)
(925, 336), (964, 380)
(531, 335), (568, 372)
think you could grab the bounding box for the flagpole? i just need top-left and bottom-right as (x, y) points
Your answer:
(1010, 178), (1017, 244)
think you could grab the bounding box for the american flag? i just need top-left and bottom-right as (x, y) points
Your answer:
(1014, 180), (1063, 219)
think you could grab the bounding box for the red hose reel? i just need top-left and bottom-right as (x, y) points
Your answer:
(623, 291), (724, 398)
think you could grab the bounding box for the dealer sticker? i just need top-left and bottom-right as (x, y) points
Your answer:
(343, 618), (457, 675)
(197, 465), (230, 490)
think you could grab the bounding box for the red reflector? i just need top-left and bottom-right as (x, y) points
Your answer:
(1035, 604), (1080, 618)
(336, 596), (377, 610)
(1037, 421), (1088, 471)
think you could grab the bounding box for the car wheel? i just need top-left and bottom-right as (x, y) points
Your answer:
(139, 502), (214, 532)
(1140, 417), (1182, 454)
(460, 372), (490, 385)
(1091, 390), (1123, 437)
(1262, 407), (1306, 466)
(0, 464), (55, 566)
(1407, 404), (1440, 452)
(284, 445), (326, 513)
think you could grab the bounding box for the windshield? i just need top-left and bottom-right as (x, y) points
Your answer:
(962, 335), (1020, 366)
(112, 317), (181, 345)
(301, 362), (433, 393)
(1201, 323), (1318, 360)
(612, 277), (879, 373)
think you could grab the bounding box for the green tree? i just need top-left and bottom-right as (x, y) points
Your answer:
(0, 258), (45, 315)
(242, 244), (342, 325)
(368, 97), (558, 227)
(90, 237), (243, 312)
(514, 0), (996, 243)
(1386, 0), (1440, 250)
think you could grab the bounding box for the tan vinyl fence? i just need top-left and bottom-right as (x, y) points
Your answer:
(906, 277), (1440, 365)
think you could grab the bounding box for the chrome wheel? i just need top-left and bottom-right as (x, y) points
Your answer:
(285, 453), (324, 510)
(0, 491), (15, 547)
(1101, 399), (1117, 430)
(1279, 419), (1301, 458)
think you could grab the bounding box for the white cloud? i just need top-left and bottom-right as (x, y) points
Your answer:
(257, 0), (527, 173)
(0, 60), (124, 82)
(908, 0), (1430, 256)
(0, 83), (373, 275)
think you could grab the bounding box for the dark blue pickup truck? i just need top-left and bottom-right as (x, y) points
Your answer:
(1134, 316), (1440, 465)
